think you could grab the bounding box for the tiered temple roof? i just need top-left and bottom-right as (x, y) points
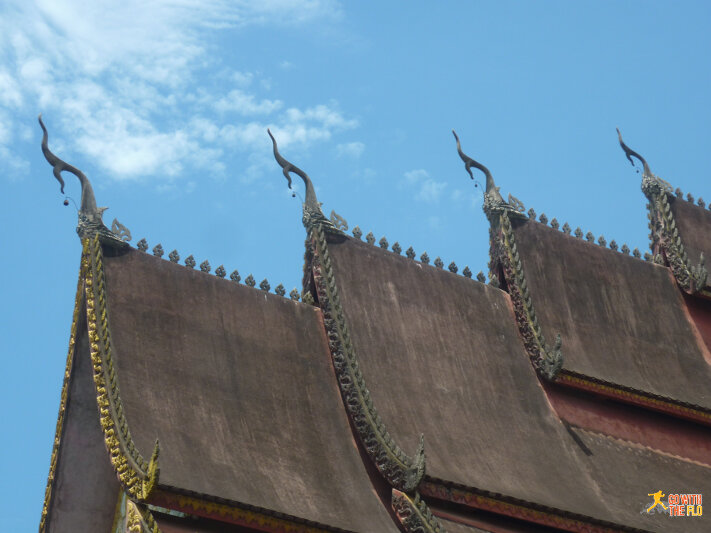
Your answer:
(40, 118), (711, 533)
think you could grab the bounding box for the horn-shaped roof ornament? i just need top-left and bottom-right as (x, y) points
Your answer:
(452, 130), (525, 220)
(617, 128), (706, 292)
(39, 115), (130, 245)
(452, 129), (561, 379)
(616, 127), (672, 197)
(268, 129), (340, 233)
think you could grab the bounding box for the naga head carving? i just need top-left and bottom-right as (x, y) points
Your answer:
(268, 128), (341, 234)
(39, 115), (128, 245)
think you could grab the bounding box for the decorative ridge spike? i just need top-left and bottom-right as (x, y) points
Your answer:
(452, 129), (525, 220)
(498, 206), (650, 262)
(618, 128), (708, 292)
(39, 115), (129, 246)
(126, 242), (298, 300)
(340, 220), (485, 284)
(268, 128), (341, 234)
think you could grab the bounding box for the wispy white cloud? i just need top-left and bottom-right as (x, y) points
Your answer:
(403, 168), (447, 202)
(214, 90), (283, 115)
(231, 71), (254, 87)
(336, 141), (365, 158)
(0, 0), (349, 182)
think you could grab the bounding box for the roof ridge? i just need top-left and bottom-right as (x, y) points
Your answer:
(570, 425), (711, 469)
(421, 478), (646, 533)
(151, 485), (354, 532)
(669, 187), (710, 209)
(521, 208), (656, 264)
(132, 237), (307, 303)
(346, 223), (491, 286)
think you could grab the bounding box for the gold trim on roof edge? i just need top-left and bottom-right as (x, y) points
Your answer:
(39, 251), (86, 533)
(126, 499), (161, 533)
(85, 234), (160, 500)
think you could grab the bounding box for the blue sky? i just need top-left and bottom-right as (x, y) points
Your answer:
(3, 1), (711, 530)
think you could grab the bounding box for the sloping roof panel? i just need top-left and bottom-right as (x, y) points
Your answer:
(511, 218), (711, 411)
(669, 195), (711, 274)
(101, 247), (399, 533)
(326, 235), (711, 532)
(325, 237), (606, 517)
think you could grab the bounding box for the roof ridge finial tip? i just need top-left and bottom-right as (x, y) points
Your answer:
(267, 128), (318, 210)
(616, 127), (651, 177)
(38, 115), (128, 244)
(451, 129), (495, 194)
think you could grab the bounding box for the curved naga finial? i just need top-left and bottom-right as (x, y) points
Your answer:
(617, 128), (706, 292)
(616, 127), (652, 178)
(452, 129), (496, 194)
(616, 127), (672, 197)
(39, 115), (128, 244)
(452, 130), (525, 219)
(268, 128), (338, 232)
(40, 114), (103, 219)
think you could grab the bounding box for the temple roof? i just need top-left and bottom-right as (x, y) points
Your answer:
(325, 236), (604, 513)
(100, 246), (399, 532)
(669, 194), (711, 282)
(324, 233), (711, 532)
(40, 123), (711, 533)
(510, 217), (711, 414)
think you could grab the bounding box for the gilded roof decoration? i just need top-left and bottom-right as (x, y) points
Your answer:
(126, 499), (161, 533)
(85, 234), (161, 500)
